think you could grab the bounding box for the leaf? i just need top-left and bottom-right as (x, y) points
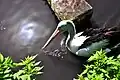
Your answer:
(105, 74), (110, 78)
(0, 53), (4, 63)
(87, 56), (95, 62)
(75, 49), (120, 80)
(81, 69), (88, 75)
(34, 61), (41, 66)
(20, 75), (28, 80)
(77, 75), (85, 80)
(36, 72), (43, 75)
(4, 69), (11, 73)
(100, 69), (107, 73)
(3, 74), (10, 78)
(0, 53), (43, 80)
(13, 70), (25, 79)
(31, 54), (38, 60)
(3, 57), (13, 65)
(117, 54), (120, 59)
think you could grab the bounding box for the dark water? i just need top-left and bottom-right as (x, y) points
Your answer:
(0, 0), (120, 80)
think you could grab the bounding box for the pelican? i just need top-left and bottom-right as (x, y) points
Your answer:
(42, 20), (120, 57)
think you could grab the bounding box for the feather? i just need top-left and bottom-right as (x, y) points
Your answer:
(75, 39), (109, 57)
(74, 32), (83, 38)
(69, 35), (89, 53)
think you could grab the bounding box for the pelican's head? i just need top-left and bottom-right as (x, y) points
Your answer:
(57, 20), (75, 32)
(42, 20), (75, 49)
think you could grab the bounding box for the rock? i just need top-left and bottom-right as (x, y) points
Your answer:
(47, 0), (93, 21)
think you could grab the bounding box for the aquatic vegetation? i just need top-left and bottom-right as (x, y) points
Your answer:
(0, 53), (43, 80)
(75, 49), (120, 80)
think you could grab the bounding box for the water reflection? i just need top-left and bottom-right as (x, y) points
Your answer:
(19, 22), (35, 45)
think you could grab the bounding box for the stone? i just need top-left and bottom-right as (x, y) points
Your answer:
(47, 0), (93, 21)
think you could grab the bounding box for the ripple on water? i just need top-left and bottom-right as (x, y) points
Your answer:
(0, 26), (6, 30)
(0, 20), (6, 31)
(42, 48), (67, 59)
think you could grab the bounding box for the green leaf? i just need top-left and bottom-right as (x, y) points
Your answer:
(77, 75), (85, 80)
(117, 54), (120, 59)
(34, 61), (41, 66)
(4, 69), (11, 73)
(100, 69), (107, 73)
(105, 74), (110, 78)
(0, 53), (43, 80)
(31, 54), (38, 60)
(0, 53), (4, 63)
(3, 74), (10, 78)
(75, 49), (120, 80)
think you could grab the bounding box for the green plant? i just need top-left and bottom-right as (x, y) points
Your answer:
(75, 49), (120, 80)
(0, 53), (43, 80)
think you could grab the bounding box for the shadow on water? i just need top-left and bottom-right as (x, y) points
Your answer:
(0, 0), (120, 80)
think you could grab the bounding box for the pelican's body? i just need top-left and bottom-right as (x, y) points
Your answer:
(42, 20), (120, 57)
(69, 34), (89, 53)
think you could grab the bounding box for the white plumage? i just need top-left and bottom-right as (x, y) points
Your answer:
(69, 35), (89, 53)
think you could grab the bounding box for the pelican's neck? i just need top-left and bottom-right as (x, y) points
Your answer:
(68, 26), (76, 40)
(66, 24), (76, 48)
